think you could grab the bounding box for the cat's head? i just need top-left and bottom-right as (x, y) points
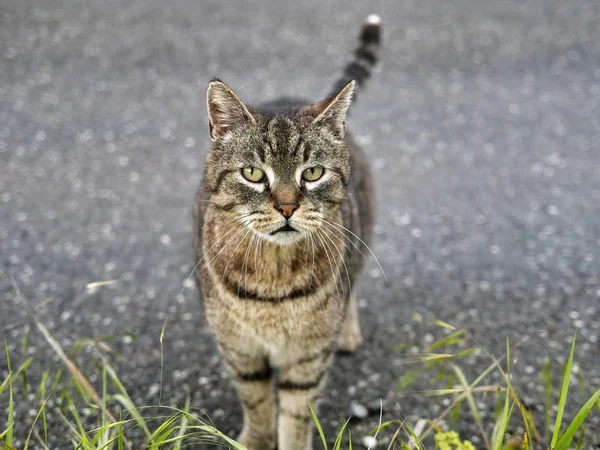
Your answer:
(204, 80), (354, 245)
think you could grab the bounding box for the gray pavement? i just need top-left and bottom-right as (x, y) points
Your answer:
(1, 0), (600, 447)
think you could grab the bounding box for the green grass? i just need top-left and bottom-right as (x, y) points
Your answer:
(1, 319), (599, 450)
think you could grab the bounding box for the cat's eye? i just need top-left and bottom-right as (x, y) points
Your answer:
(242, 167), (265, 183)
(302, 166), (324, 182)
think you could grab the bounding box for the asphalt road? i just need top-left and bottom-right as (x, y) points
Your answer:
(1, 0), (600, 447)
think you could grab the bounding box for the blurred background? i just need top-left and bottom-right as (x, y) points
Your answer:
(1, 0), (600, 446)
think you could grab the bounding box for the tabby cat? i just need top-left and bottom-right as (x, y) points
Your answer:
(194, 15), (382, 450)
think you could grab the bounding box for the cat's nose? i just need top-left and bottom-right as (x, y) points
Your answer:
(274, 201), (298, 218)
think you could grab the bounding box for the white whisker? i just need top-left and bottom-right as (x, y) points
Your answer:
(319, 226), (352, 297)
(180, 214), (251, 296)
(205, 220), (252, 271)
(315, 229), (342, 302)
(221, 228), (253, 285)
(242, 234), (255, 295)
(323, 218), (387, 282)
(310, 231), (316, 288)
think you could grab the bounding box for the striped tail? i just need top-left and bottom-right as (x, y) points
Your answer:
(330, 14), (382, 103)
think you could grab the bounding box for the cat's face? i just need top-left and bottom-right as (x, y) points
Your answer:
(204, 80), (354, 245)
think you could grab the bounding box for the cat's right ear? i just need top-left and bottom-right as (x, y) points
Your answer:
(206, 80), (256, 140)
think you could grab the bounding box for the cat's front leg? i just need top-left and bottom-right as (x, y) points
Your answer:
(218, 341), (277, 450)
(336, 294), (363, 353)
(277, 348), (333, 450)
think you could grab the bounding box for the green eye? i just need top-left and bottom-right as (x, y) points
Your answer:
(242, 167), (265, 183)
(302, 166), (324, 182)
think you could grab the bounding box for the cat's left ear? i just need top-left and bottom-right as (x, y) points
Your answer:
(311, 80), (355, 139)
(206, 80), (256, 140)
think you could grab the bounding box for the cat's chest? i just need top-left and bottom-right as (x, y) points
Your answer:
(211, 270), (344, 355)
(206, 230), (345, 302)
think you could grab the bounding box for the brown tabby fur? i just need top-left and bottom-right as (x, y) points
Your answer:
(194, 17), (381, 450)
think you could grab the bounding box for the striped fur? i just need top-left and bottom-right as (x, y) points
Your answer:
(330, 14), (382, 104)
(195, 16), (382, 450)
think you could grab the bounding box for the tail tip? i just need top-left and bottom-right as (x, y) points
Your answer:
(361, 14), (382, 45)
(366, 14), (381, 25)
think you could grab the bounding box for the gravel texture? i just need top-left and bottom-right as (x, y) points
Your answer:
(1, 0), (600, 447)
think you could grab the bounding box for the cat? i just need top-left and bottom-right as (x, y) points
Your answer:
(194, 15), (382, 450)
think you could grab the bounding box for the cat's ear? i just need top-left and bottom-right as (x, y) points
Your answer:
(311, 80), (355, 139)
(206, 80), (256, 140)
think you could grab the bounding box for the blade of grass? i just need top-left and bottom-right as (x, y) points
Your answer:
(174, 395), (192, 450)
(56, 401), (90, 447)
(0, 373), (9, 397)
(180, 423), (248, 449)
(34, 430), (51, 450)
(97, 361), (109, 449)
(110, 393), (152, 441)
(0, 428), (13, 441)
(66, 395), (93, 449)
(491, 338), (511, 450)
(36, 320), (103, 405)
(35, 319), (133, 450)
(367, 420), (405, 436)
(50, 368), (63, 396)
(348, 428), (352, 450)
(147, 415), (178, 448)
(21, 329), (30, 357)
(309, 403), (328, 450)
(433, 320), (457, 331)
(4, 341), (14, 446)
(551, 333), (576, 447)
(541, 359), (552, 439)
(385, 425), (402, 450)
(419, 359), (499, 442)
(451, 363), (490, 449)
(90, 420), (132, 450)
(493, 384), (503, 422)
(105, 360), (152, 442)
(475, 336), (541, 446)
(397, 369), (421, 392)
(333, 418), (351, 450)
(553, 388), (600, 450)
(403, 421), (425, 450)
(575, 424), (586, 450)
(517, 401), (538, 450)
(394, 354), (454, 365)
(24, 397), (49, 450)
(42, 412), (47, 447)
(428, 330), (466, 351)
(118, 410), (124, 450)
(37, 370), (49, 400)
(159, 317), (167, 406)
(368, 399), (385, 450)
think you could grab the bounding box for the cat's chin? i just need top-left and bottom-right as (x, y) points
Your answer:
(258, 230), (306, 246)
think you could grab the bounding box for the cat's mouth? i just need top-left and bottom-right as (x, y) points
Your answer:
(270, 224), (299, 235)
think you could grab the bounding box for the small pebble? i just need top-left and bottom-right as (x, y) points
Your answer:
(362, 436), (377, 448)
(348, 402), (368, 419)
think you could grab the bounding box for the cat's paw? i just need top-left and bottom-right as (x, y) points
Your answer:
(237, 431), (277, 450)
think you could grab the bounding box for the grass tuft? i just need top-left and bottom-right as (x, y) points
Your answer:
(551, 333), (576, 447)
(2, 319), (599, 450)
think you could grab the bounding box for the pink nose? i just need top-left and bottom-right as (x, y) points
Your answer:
(275, 202), (298, 218)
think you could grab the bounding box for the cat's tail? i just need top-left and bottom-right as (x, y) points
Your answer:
(330, 14), (382, 103)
